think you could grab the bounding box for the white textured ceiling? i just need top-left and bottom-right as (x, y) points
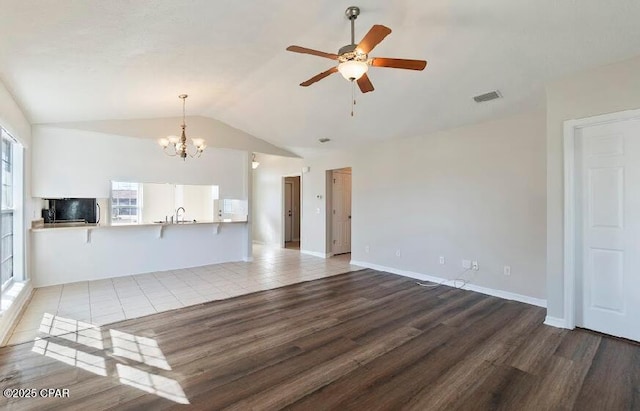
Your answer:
(2, 0), (640, 154)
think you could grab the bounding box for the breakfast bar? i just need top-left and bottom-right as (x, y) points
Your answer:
(30, 219), (249, 287)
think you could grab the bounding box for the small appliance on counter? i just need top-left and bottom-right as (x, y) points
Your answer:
(42, 198), (100, 225)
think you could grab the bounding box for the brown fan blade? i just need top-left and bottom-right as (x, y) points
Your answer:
(357, 73), (374, 93)
(357, 25), (392, 54)
(300, 67), (339, 87)
(371, 57), (427, 71)
(286, 45), (338, 60)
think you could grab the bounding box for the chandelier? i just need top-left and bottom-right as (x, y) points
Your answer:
(158, 94), (206, 160)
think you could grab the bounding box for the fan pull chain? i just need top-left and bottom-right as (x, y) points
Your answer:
(351, 81), (356, 117)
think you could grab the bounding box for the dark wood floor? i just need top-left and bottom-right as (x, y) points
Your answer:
(1, 269), (639, 410)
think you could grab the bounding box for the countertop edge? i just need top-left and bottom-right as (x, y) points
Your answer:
(31, 220), (247, 232)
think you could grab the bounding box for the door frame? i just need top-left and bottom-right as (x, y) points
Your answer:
(327, 167), (352, 256)
(562, 107), (640, 330)
(281, 174), (302, 248)
(284, 180), (293, 243)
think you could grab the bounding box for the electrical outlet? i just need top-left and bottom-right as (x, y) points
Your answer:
(462, 260), (471, 269)
(472, 261), (479, 271)
(395, 250), (401, 257)
(365, 245), (370, 253)
(504, 265), (511, 276)
(439, 256), (445, 265)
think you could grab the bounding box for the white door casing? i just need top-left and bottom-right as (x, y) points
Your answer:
(284, 181), (293, 243)
(576, 118), (640, 341)
(291, 177), (300, 241)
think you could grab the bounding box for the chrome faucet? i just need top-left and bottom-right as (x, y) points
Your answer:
(175, 207), (185, 223)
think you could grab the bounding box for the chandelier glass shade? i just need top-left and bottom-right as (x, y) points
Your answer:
(158, 94), (206, 160)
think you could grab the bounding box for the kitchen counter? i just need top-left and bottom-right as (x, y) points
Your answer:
(31, 219), (247, 232)
(30, 218), (251, 287)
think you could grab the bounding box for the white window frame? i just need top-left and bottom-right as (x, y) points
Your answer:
(0, 127), (24, 294)
(110, 181), (143, 225)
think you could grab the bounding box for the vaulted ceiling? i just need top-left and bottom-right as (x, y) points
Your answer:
(2, 0), (640, 154)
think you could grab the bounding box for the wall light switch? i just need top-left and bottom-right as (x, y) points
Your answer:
(365, 245), (370, 253)
(439, 256), (445, 264)
(504, 266), (511, 276)
(472, 261), (479, 271)
(395, 250), (401, 257)
(316, 208), (320, 214)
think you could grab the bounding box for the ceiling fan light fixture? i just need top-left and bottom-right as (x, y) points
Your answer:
(338, 60), (368, 81)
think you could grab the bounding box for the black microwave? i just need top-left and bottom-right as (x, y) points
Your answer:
(43, 198), (100, 224)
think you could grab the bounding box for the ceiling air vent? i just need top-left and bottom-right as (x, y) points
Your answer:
(473, 90), (502, 103)
(318, 138), (331, 143)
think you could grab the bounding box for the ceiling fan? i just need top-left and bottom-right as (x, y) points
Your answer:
(286, 6), (427, 94)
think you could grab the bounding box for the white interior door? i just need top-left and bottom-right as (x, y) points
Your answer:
(577, 118), (640, 341)
(284, 182), (293, 243)
(332, 171), (351, 255)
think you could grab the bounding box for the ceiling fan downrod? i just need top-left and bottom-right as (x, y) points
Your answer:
(345, 6), (360, 45)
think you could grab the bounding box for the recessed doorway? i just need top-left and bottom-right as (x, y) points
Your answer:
(284, 176), (301, 250)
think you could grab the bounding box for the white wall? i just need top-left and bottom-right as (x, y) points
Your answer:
(177, 184), (215, 222)
(142, 183), (175, 224)
(42, 116), (297, 158)
(546, 55), (640, 318)
(142, 183), (216, 224)
(0, 87), (30, 144)
(32, 126), (247, 199)
(252, 154), (303, 246)
(299, 111), (546, 300)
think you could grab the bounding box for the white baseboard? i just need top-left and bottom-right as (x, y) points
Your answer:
(350, 260), (547, 308)
(0, 280), (34, 346)
(544, 316), (572, 329)
(300, 250), (330, 259)
(466, 283), (547, 308)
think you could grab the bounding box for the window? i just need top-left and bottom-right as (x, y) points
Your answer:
(0, 128), (22, 292)
(111, 182), (141, 225)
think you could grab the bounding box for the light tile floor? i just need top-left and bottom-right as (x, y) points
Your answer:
(7, 245), (359, 346)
